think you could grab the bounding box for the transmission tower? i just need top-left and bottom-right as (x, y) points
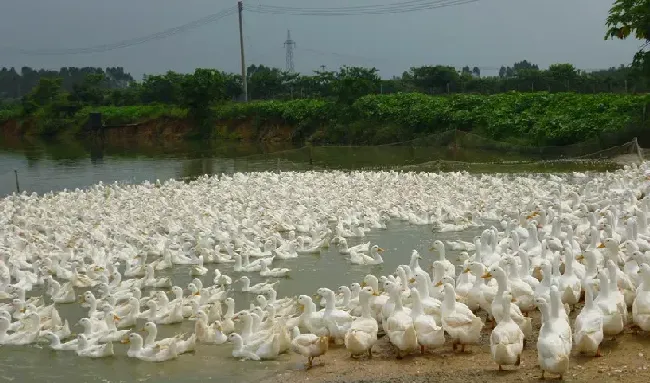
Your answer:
(284, 30), (296, 73)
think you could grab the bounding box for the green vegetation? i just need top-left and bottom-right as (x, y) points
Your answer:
(217, 92), (649, 145)
(3, 0), (650, 149)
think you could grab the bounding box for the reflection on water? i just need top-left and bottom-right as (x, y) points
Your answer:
(0, 135), (620, 196)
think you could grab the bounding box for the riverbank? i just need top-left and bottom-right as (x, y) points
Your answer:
(2, 92), (649, 146)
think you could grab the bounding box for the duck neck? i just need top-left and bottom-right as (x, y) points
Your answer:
(584, 283), (595, 310)
(599, 275), (610, 298)
(550, 291), (561, 320)
(341, 289), (351, 307)
(565, 254), (574, 275)
(501, 296), (513, 322)
(412, 276), (427, 298)
(494, 270), (508, 294)
(130, 337), (143, 353)
(224, 301), (234, 318)
(360, 294), (372, 319)
(390, 288), (404, 312)
(443, 287), (456, 311)
(436, 246), (445, 262)
(411, 291), (424, 317)
(242, 316), (253, 338)
(324, 291), (336, 312)
(607, 266), (618, 290)
(410, 256), (419, 271)
(145, 327), (157, 346)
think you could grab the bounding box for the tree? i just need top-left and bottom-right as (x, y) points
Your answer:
(499, 66), (507, 78)
(22, 77), (66, 114)
(606, 0), (650, 76)
(461, 66), (472, 76)
(140, 71), (184, 104)
(512, 60), (539, 73)
(331, 66), (381, 104)
(472, 67), (481, 77)
(547, 63), (578, 90)
(247, 64), (291, 100)
(70, 73), (107, 105)
(406, 65), (460, 93)
(179, 68), (226, 117)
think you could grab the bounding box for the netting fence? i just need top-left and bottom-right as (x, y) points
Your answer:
(223, 124), (647, 174)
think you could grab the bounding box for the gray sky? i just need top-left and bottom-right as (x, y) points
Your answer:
(0, 0), (643, 79)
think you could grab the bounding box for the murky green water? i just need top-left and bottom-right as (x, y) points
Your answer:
(0, 136), (621, 196)
(0, 135), (622, 382)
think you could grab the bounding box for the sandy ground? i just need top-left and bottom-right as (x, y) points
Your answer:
(262, 304), (650, 383)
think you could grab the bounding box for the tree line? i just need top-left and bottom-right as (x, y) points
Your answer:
(0, 60), (648, 110)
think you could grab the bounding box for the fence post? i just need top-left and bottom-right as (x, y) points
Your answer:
(14, 170), (20, 193)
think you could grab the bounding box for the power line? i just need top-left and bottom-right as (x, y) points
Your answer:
(0, 1), (477, 56)
(0, 6), (237, 56)
(244, 0), (479, 16)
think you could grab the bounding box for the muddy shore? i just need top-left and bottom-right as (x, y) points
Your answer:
(262, 304), (650, 383)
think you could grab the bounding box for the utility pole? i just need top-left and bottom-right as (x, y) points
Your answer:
(284, 30), (296, 73)
(238, 1), (248, 102)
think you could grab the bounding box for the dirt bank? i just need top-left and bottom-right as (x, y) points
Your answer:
(263, 305), (650, 383)
(1, 117), (299, 143)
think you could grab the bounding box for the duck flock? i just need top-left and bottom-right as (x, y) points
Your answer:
(2, 166), (650, 378)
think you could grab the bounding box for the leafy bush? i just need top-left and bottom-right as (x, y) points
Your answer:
(350, 92), (650, 145)
(0, 106), (22, 124)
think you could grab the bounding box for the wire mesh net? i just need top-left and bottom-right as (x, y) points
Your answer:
(224, 127), (646, 174)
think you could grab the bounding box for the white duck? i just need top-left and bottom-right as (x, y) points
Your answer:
(123, 332), (179, 362)
(383, 282), (418, 358)
(632, 263), (650, 331)
(438, 282), (483, 352)
(536, 297), (570, 380)
(344, 286), (378, 358)
(227, 332), (280, 361)
(290, 327), (329, 368)
(489, 291), (524, 371)
(573, 280), (604, 357)
(76, 334), (114, 358)
(409, 287), (444, 354)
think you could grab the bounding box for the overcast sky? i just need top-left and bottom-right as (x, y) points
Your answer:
(0, 0), (643, 79)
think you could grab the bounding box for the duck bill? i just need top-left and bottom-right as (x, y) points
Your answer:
(377, 248), (385, 252)
(481, 272), (492, 279)
(597, 243), (605, 249)
(120, 338), (130, 344)
(408, 278), (416, 284)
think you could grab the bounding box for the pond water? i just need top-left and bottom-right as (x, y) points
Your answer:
(0, 220), (484, 383)
(0, 135), (623, 383)
(0, 136), (621, 196)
